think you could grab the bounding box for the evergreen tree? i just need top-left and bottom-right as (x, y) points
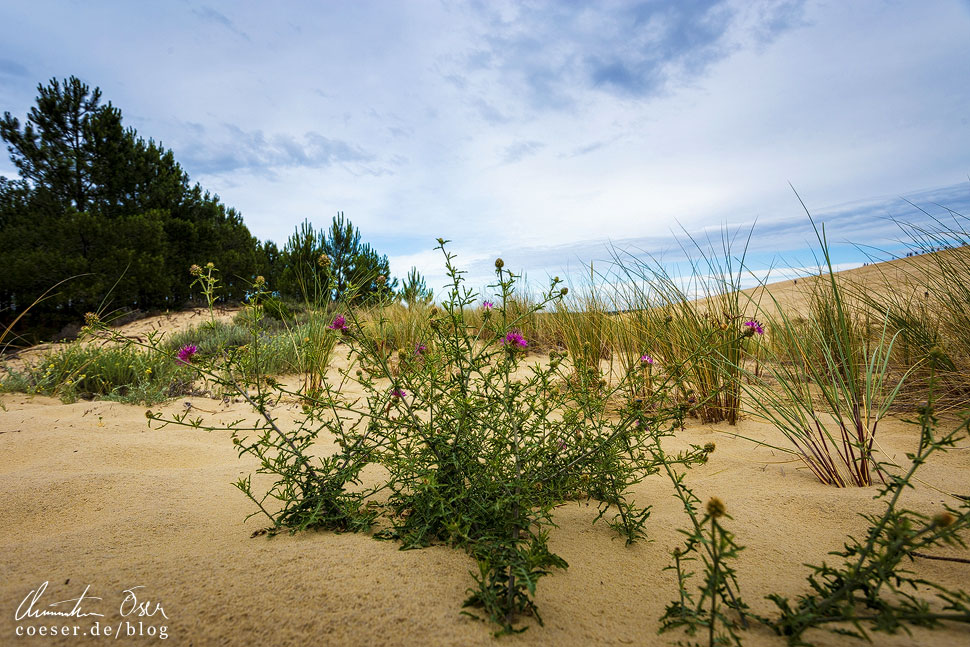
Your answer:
(400, 266), (433, 306)
(0, 77), (121, 213)
(0, 77), (264, 339)
(277, 212), (396, 304)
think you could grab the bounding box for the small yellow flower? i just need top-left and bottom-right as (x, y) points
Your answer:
(145, 368), (152, 375)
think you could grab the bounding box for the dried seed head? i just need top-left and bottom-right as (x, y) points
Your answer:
(254, 275), (266, 287)
(706, 497), (726, 519)
(189, 264), (202, 276)
(494, 257), (504, 269)
(703, 442), (716, 454)
(560, 287), (569, 296)
(933, 512), (955, 528)
(317, 254), (331, 268)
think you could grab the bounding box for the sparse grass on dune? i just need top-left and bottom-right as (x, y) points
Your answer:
(851, 215), (970, 409)
(742, 210), (915, 487)
(551, 274), (612, 385)
(357, 300), (433, 355)
(1, 343), (185, 404)
(606, 228), (760, 425)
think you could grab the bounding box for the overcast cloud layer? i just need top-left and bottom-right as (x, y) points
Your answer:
(1, 0), (968, 291)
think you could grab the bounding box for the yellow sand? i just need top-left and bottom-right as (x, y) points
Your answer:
(2, 273), (969, 646)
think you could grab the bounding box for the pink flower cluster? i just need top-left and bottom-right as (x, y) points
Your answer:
(328, 315), (347, 331)
(743, 319), (765, 335)
(176, 344), (198, 365)
(502, 331), (528, 348)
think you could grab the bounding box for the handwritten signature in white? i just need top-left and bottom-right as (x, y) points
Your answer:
(16, 581), (103, 621)
(15, 582), (168, 621)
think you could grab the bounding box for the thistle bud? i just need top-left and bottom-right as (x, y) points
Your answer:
(933, 512), (955, 527)
(706, 497), (726, 519)
(495, 257), (504, 269)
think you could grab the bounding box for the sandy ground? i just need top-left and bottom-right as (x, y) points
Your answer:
(1, 378), (968, 645)
(2, 259), (969, 646)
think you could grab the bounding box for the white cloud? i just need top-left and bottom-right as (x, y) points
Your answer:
(1, 0), (968, 292)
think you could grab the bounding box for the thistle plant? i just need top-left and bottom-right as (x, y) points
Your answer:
(656, 433), (749, 647)
(661, 497), (748, 647)
(766, 403), (970, 644)
(189, 262), (221, 325)
(125, 241), (718, 634)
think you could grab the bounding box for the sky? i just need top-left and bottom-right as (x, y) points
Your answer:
(1, 0), (969, 293)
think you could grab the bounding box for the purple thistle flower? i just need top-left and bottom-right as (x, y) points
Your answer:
(743, 319), (765, 336)
(176, 344), (198, 365)
(390, 387), (407, 398)
(640, 354), (655, 365)
(502, 331), (528, 348)
(415, 343), (427, 355)
(328, 315), (347, 331)
(482, 300), (494, 311)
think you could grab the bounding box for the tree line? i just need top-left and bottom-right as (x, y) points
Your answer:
(0, 77), (431, 342)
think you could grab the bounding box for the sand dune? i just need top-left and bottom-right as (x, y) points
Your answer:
(1, 263), (969, 646)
